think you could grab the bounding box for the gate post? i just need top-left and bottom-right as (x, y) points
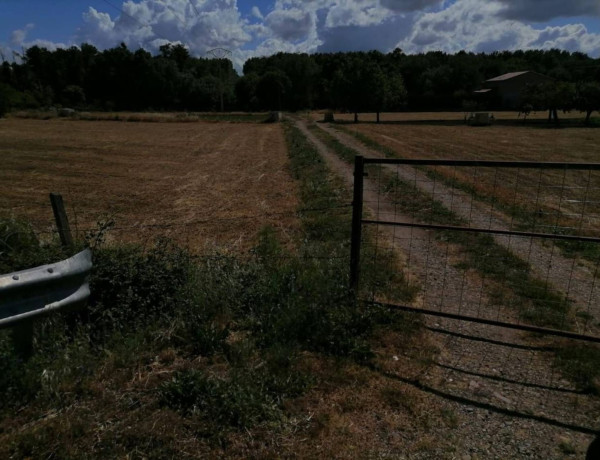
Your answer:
(350, 155), (365, 294)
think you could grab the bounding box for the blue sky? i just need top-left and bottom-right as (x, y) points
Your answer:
(1, 0), (599, 69)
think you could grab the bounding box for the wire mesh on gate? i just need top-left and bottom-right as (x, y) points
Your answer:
(355, 158), (600, 340)
(351, 156), (600, 441)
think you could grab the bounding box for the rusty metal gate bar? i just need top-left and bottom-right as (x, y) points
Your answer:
(350, 155), (600, 343)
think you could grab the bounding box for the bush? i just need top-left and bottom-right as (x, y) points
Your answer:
(87, 238), (192, 339)
(0, 217), (66, 273)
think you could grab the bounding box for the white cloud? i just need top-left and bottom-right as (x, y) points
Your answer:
(76, 0), (252, 56)
(7, 23), (67, 55)
(396, 0), (600, 57)
(10, 23), (34, 47)
(251, 6), (264, 20)
(2, 0), (599, 72)
(265, 8), (315, 41)
(325, 0), (388, 28)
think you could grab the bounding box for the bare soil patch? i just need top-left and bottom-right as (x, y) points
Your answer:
(0, 118), (299, 252)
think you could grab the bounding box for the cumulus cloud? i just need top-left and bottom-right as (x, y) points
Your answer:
(76, 0), (252, 56)
(317, 15), (413, 52)
(325, 0), (388, 28)
(396, 0), (600, 57)
(10, 23), (34, 47)
(496, 0), (600, 22)
(269, 0), (391, 29)
(7, 23), (67, 55)
(265, 8), (314, 41)
(2, 0), (599, 72)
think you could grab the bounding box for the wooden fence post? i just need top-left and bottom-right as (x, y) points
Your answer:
(49, 193), (73, 247)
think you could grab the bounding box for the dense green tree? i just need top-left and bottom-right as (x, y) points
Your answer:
(523, 81), (576, 123)
(576, 81), (600, 124)
(159, 43), (190, 71)
(235, 73), (260, 111)
(1, 44), (598, 115)
(61, 85), (86, 108)
(256, 70), (291, 110)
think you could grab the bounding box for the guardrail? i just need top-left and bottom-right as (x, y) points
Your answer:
(0, 249), (92, 356)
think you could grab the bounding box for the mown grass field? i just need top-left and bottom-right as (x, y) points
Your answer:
(0, 116), (298, 252)
(322, 112), (600, 245)
(0, 116), (440, 459)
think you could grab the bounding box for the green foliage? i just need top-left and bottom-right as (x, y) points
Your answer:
(0, 217), (66, 273)
(61, 85), (86, 108)
(3, 44), (599, 113)
(256, 70), (291, 111)
(576, 81), (600, 123)
(160, 369), (278, 427)
(160, 348), (310, 433)
(87, 239), (191, 338)
(522, 81), (576, 122)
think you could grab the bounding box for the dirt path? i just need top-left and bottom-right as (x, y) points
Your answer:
(290, 116), (599, 459)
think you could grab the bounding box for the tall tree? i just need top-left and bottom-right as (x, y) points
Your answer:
(256, 70), (291, 110)
(576, 81), (600, 124)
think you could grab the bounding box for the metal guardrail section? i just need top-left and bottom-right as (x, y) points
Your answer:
(0, 249), (92, 328)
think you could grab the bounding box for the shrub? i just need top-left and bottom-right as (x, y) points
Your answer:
(0, 217), (66, 273)
(87, 238), (192, 339)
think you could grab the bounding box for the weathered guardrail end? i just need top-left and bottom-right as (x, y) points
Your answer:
(0, 248), (93, 329)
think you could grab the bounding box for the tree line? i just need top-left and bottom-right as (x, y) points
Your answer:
(1, 44), (599, 120)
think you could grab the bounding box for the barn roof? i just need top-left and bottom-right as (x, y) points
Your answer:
(486, 71), (531, 82)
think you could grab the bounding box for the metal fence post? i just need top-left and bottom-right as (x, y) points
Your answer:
(49, 193), (73, 248)
(350, 155), (365, 294)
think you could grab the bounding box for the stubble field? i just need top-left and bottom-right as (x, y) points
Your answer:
(0, 117), (299, 252)
(326, 112), (600, 238)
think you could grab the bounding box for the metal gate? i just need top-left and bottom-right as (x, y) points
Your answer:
(350, 156), (600, 343)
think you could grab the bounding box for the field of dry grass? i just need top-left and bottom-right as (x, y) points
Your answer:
(1, 114), (596, 459)
(0, 117), (299, 252)
(333, 114), (600, 238)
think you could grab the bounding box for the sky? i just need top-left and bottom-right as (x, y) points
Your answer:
(1, 0), (599, 71)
